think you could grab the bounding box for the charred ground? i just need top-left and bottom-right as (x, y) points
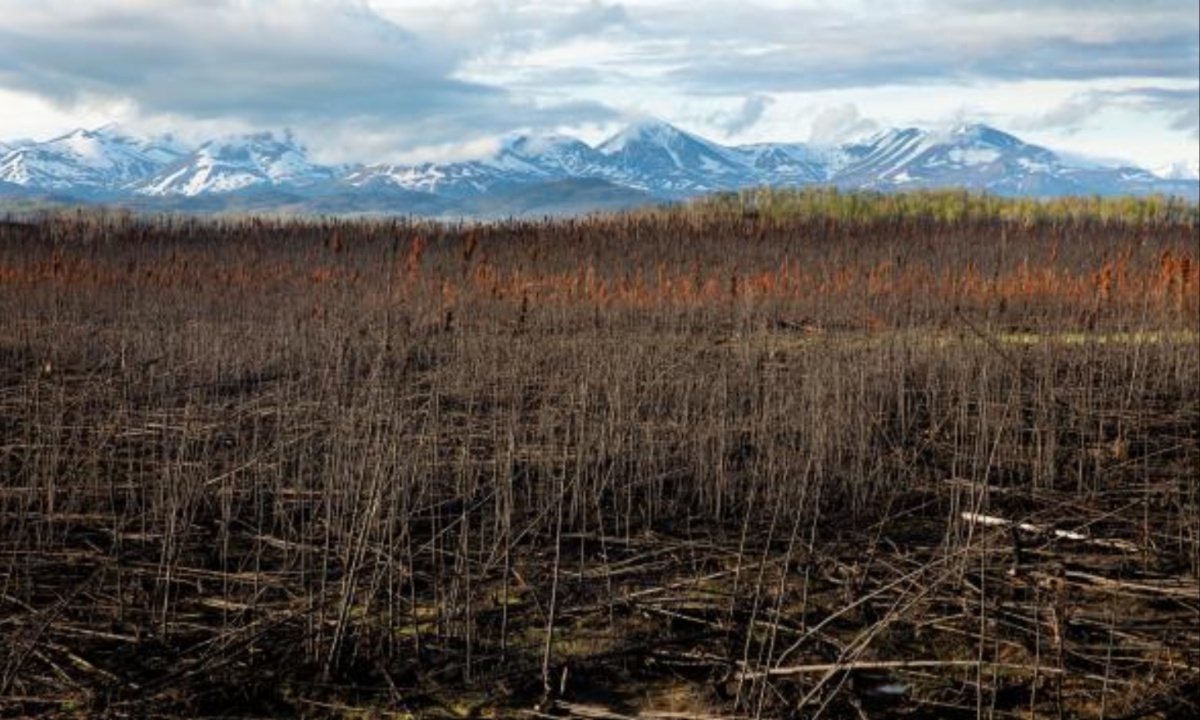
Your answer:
(1, 191), (1197, 718)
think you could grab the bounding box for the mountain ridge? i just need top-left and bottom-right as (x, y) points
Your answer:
(1, 120), (1196, 216)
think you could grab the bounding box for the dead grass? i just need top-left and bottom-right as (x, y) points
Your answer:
(0, 202), (1197, 718)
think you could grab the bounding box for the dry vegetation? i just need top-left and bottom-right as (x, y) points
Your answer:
(1, 190), (1197, 719)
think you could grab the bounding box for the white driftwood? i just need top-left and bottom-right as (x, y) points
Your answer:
(960, 512), (1140, 552)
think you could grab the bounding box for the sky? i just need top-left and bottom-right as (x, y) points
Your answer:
(0, 0), (1196, 170)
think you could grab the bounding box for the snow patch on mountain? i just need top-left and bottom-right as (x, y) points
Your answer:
(136, 132), (332, 196)
(0, 126), (186, 191)
(947, 147), (1002, 165)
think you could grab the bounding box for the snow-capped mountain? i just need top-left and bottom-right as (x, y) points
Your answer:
(1, 119), (1196, 214)
(729, 143), (829, 185)
(501, 134), (610, 177)
(834, 124), (1061, 192)
(345, 134), (608, 198)
(345, 158), (540, 198)
(136, 132), (333, 196)
(827, 124), (1186, 197)
(0, 125), (185, 192)
(595, 119), (753, 193)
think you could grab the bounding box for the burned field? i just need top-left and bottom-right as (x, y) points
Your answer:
(1, 192), (1197, 718)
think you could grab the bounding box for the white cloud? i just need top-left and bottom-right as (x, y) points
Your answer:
(809, 104), (878, 146)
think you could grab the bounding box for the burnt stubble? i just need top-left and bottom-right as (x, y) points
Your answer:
(1, 192), (1197, 718)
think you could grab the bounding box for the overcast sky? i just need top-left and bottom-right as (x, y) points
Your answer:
(0, 0), (1196, 168)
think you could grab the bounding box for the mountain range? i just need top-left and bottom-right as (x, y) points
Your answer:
(1, 120), (1196, 217)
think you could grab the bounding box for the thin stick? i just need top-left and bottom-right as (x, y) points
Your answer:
(737, 659), (1066, 681)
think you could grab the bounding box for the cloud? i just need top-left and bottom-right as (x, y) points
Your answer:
(710, 94), (774, 136)
(1142, 88), (1200, 141)
(555, 1), (631, 42)
(1013, 96), (1106, 135)
(0, 1), (450, 119)
(809, 104), (878, 146)
(0, 0), (1196, 164)
(612, 0), (1199, 95)
(663, 32), (1198, 95)
(1017, 86), (1200, 140)
(0, 0), (617, 157)
(381, 0), (632, 59)
(947, 0), (1186, 13)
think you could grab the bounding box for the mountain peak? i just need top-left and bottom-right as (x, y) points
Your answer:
(91, 121), (132, 137)
(940, 123), (1022, 149)
(0, 123), (188, 190)
(950, 122), (989, 135)
(138, 129), (327, 197)
(598, 119), (694, 154)
(56, 123), (135, 143)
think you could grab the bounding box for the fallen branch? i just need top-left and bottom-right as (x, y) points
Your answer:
(1064, 570), (1200, 599)
(960, 512), (1140, 552)
(738, 659), (1065, 681)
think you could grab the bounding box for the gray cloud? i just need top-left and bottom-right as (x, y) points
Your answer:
(979, 36), (1200, 83)
(661, 31), (1199, 95)
(948, 0), (1187, 12)
(1142, 88), (1200, 141)
(411, 0), (633, 58)
(0, 0), (617, 154)
(1013, 96), (1103, 135)
(0, 1), (447, 118)
(710, 94), (774, 136)
(605, 0), (1199, 95)
(555, 1), (631, 41)
(1018, 86), (1200, 140)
